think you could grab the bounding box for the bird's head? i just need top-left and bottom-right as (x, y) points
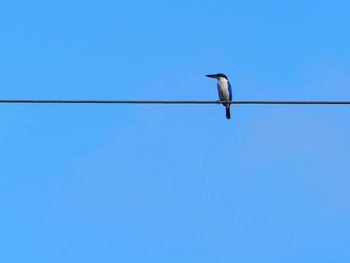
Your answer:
(206, 73), (228, 80)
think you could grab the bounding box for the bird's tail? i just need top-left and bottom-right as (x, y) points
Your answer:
(225, 104), (231, 119)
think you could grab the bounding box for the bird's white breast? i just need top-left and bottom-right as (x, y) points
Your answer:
(217, 77), (230, 101)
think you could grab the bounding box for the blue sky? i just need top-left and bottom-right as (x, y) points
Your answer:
(1, 0), (350, 262)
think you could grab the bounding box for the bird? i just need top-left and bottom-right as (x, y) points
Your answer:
(206, 73), (232, 119)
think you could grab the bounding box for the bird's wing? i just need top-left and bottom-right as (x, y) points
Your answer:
(228, 81), (232, 101)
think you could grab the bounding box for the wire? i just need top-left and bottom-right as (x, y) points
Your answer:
(0, 100), (349, 104)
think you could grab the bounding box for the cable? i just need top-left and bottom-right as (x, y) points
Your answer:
(0, 100), (349, 104)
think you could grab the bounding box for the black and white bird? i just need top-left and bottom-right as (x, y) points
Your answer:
(206, 73), (232, 119)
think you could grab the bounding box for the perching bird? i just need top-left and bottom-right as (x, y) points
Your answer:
(206, 73), (232, 119)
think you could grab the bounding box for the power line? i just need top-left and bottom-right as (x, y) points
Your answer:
(0, 100), (349, 104)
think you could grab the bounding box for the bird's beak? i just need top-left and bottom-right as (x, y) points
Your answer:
(206, 74), (218, 78)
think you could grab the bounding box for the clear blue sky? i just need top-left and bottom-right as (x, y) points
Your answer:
(1, 0), (350, 262)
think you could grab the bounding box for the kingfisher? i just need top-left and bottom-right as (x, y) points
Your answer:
(206, 73), (232, 119)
